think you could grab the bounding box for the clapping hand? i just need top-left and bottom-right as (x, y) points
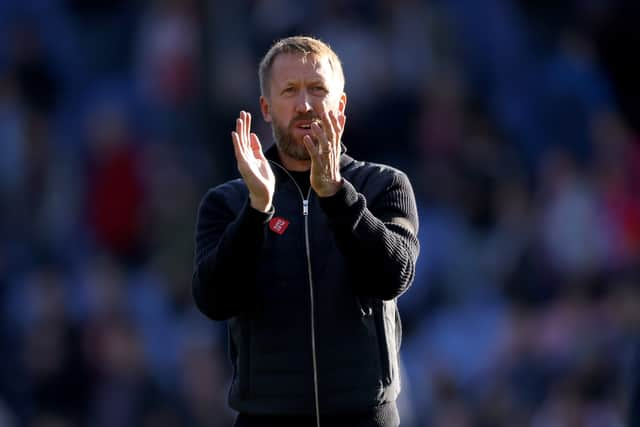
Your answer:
(302, 109), (346, 197)
(231, 111), (275, 212)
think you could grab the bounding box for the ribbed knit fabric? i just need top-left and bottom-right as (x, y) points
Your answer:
(193, 196), (274, 320)
(318, 175), (419, 300)
(194, 159), (420, 317)
(192, 148), (419, 415)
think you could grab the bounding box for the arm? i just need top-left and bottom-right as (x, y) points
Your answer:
(192, 189), (273, 320)
(318, 172), (419, 300)
(302, 108), (418, 300)
(192, 111), (276, 320)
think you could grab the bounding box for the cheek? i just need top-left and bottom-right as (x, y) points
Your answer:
(325, 94), (344, 112)
(274, 114), (293, 131)
(271, 107), (289, 124)
(311, 98), (333, 115)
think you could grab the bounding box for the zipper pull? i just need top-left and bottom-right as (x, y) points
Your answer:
(303, 199), (309, 216)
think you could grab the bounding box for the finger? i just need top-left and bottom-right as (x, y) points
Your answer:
(338, 113), (346, 131)
(320, 110), (335, 143)
(250, 133), (264, 158)
(303, 135), (321, 162)
(245, 111), (252, 145)
(311, 122), (329, 155)
(328, 110), (342, 147)
(243, 112), (252, 153)
(231, 131), (246, 163)
(240, 111), (247, 144)
(236, 117), (246, 151)
(328, 110), (339, 130)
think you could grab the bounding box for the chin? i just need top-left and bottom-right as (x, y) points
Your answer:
(287, 148), (311, 161)
(276, 140), (309, 161)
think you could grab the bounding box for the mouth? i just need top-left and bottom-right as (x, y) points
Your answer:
(293, 119), (321, 130)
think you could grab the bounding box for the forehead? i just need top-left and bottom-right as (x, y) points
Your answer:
(269, 53), (334, 84)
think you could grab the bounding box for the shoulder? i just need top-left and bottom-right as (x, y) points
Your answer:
(198, 178), (248, 214)
(343, 157), (413, 191)
(208, 178), (247, 197)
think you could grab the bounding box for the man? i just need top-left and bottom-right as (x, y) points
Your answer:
(192, 36), (419, 427)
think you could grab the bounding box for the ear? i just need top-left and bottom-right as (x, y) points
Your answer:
(260, 96), (272, 123)
(338, 93), (347, 114)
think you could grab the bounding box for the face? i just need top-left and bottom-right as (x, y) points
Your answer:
(260, 53), (347, 161)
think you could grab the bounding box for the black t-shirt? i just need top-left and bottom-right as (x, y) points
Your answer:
(287, 169), (311, 197)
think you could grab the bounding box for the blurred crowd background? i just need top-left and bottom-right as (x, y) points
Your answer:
(0, 0), (639, 426)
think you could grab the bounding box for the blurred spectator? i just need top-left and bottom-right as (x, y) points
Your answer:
(537, 149), (608, 277)
(590, 111), (640, 268)
(5, 262), (91, 425)
(142, 142), (199, 308)
(177, 337), (235, 426)
(380, 0), (435, 95)
(0, 72), (26, 223)
(9, 22), (59, 116)
(84, 100), (148, 265)
(85, 314), (164, 427)
(0, 1), (638, 426)
(630, 338), (640, 426)
(533, 31), (614, 165)
(64, 0), (138, 75)
(135, 0), (200, 109)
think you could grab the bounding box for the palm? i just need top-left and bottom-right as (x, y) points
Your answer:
(232, 111), (275, 211)
(238, 137), (275, 196)
(302, 109), (346, 197)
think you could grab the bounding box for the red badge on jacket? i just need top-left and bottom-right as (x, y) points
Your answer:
(269, 217), (290, 235)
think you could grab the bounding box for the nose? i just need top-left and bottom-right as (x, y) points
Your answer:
(295, 91), (313, 113)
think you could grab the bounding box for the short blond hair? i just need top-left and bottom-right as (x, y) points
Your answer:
(258, 36), (345, 98)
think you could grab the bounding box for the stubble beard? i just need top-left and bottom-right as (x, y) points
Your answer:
(272, 117), (311, 161)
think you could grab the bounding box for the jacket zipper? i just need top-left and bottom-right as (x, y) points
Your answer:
(270, 162), (321, 427)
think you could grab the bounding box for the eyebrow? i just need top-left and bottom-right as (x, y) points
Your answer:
(280, 77), (327, 87)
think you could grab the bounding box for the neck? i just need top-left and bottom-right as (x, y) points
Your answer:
(277, 148), (311, 172)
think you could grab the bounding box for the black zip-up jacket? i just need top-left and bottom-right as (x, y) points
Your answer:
(192, 145), (419, 416)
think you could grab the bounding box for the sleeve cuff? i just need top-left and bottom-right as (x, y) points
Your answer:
(318, 179), (359, 218)
(240, 198), (275, 225)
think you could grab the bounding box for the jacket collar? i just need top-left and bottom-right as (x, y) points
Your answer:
(265, 142), (354, 174)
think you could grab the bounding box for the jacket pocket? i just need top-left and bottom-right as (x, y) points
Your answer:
(231, 317), (251, 398)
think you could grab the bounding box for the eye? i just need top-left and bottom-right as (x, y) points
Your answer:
(310, 85), (328, 95)
(282, 86), (296, 95)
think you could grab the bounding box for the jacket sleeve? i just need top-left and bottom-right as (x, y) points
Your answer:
(318, 171), (419, 300)
(192, 186), (273, 320)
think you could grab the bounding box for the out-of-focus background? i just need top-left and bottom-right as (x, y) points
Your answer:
(0, 0), (639, 426)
